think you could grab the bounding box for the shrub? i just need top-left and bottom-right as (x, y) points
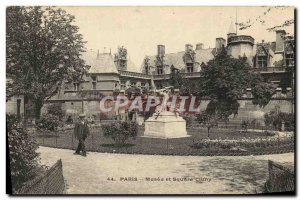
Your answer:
(250, 119), (261, 129)
(181, 113), (196, 127)
(101, 121), (138, 145)
(264, 130), (275, 137)
(7, 114), (40, 193)
(241, 120), (250, 131)
(36, 114), (61, 132)
(264, 107), (294, 131)
(47, 103), (64, 120)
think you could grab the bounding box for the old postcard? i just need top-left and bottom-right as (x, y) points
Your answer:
(6, 6), (295, 195)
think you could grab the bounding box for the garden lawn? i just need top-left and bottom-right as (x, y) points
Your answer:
(31, 126), (293, 156)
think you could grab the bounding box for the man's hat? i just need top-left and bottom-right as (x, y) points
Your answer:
(79, 113), (86, 118)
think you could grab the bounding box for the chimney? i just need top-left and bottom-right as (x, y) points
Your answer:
(97, 49), (100, 59)
(275, 30), (286, 53)
(216, 38), (226, 50)
(276, 87), (282, 97)
(195, 43), (204, 50)
(286, 87), (292, 97)
(157, 45), (165, 57)
(185, 44), (193, 52)
(246, 88), (252, 98)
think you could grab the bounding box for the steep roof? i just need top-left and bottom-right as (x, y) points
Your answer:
(256, 42), (276, 57)
(82, 50), (119, 74)
(141, 48), (215, 73)
(126, 59), (138, 72)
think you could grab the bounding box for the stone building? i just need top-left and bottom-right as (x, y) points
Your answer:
(9, 22), (293, 123)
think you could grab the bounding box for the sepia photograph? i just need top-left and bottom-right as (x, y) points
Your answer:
(6, 6), (295, 195)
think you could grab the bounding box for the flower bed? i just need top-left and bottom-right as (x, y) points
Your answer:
(191, 135), (294, 155)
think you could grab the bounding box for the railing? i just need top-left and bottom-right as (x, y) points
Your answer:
(228, 35), (255, 45)
(120, 67), (287, 79)
(119, 71), (202, 80)
(265, 160), (294, 193)
(152, 74), (171, 80)
(18, 159), (65, 194)
(253, 67), (286, 73)
(118, 70), (152, 79)
(181, 72), (201, 78)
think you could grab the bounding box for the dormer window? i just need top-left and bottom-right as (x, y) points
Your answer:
(145, 65), (149, 75)
(286, 53), (294, 67)
(73, 82), (79, 91)
(257, 56), (267, 70)
(157, 65), (163, 75)
(186, 63), (194, 73)
(91, 75), (97, 90)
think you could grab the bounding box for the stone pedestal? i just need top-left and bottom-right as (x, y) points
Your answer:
(143, 111), (189, 138)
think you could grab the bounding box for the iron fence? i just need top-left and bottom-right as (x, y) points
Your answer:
(18, 159), (65, 194)
(265, 160), (294, 193)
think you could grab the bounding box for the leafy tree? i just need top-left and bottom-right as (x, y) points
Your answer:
(168, 68), (201, 96)
(200, 48), (275, 119)
(168, 67), (183, 89)
(7, 114), (40, 193)
(6, 6), (89, 119)
(197, 111), (219, 138)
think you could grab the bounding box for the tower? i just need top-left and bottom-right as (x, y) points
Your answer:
(226, 19), (254, 65)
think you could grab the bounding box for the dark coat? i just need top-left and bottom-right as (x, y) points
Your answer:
(74, 120), (90, 139)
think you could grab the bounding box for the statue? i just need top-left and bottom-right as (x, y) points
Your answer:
(143, 76), (188, 138)
(154, 86), (173, 114)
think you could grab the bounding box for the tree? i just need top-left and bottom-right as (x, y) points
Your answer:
(168, 67), (183, 89)
(200, 48), (276, 120)
(168, 67), (201, 96)
(197, 111), (219, 138)
(6, 6), (89, 119)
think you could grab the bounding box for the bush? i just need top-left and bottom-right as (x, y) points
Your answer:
(36, 114), (61, 132)
(264, 107), (294, 131)
(241, 120), (250, 131)
(7, 114), (40, 193)
(47, 103), (64, 120)
(101, 121), (138, 145)
(181, 113), (196, 127)
(264, 130), (275, 137)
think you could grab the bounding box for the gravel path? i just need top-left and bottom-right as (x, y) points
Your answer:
(38, 146), (294, 194)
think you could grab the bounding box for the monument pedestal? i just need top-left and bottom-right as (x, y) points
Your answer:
(143, 111), (189, 139)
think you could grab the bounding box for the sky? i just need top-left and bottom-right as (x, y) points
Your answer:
(63, 6), (294, 71)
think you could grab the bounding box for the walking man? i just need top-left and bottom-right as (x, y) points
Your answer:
(74, 113), (90, 157)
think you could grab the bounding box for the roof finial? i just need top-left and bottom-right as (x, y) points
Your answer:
(228, 17), (235, 34)
(235, 7), (238, 34)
